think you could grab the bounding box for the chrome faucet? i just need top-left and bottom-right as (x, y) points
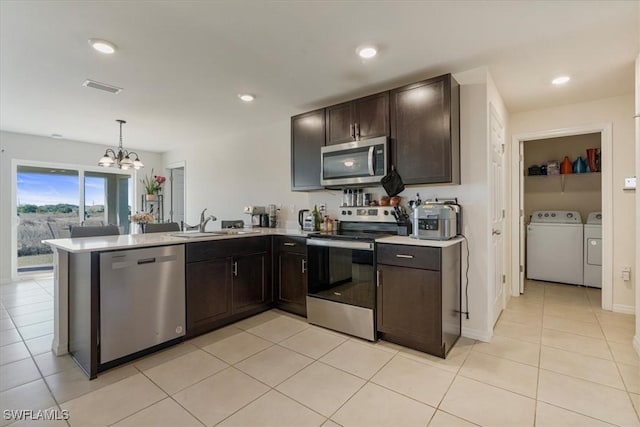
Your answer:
(199, 208), (217, 232)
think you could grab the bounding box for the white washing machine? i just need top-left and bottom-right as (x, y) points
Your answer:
(583, 212), (602, 288)
(527, 210), (584, 286)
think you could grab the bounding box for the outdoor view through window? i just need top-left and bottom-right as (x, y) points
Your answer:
(16, 165), (131, 273)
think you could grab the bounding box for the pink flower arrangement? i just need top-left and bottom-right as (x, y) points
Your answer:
(141, 169), (166, 194)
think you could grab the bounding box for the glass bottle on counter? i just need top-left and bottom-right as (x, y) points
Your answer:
(312, 205), (321, 231)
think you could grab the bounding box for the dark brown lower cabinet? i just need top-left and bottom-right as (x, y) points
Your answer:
(233, 252), (269, 313)
(376, 243), (461, 358)
(186, 237), (272, 337)
(274, 236), (307, 317)
(186, 258), (232, 332)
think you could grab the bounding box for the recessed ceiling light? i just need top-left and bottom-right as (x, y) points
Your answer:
(88, 38), (117, 54)
(50, 134), (63, 139)
(356, 45), (377, 59)
(552, 76), (570, 85)
(238, 94), (255, 102)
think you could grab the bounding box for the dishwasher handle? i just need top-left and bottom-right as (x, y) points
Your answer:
(111, 254), (178, 270)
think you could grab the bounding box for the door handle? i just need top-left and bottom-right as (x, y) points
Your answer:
(355, 122), (360, 140)
(233, 261), (238, 276)
(284, 242), (296, 246)
(492, 229), (501, 236)
(376, 269), (381, 287)
(301, 258), (307, 274)
(395, 254), (414, 259)
(349, 124), (354, 140)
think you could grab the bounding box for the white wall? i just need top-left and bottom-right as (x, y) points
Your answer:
(162, 119), (310, 229)
(0, 131), (163, 284)
(510, 95), (636, 311)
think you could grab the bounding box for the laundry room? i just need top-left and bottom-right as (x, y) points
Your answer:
(523, 132), (603, 297)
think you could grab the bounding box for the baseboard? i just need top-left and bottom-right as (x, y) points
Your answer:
(633, 335), (640, 357)
(612, 304), (635, 314)
(462, 326), (492, 342)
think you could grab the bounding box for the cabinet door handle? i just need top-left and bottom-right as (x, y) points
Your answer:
(395, 254), (414, 259)
(355, 122), (360, 140)
(349, 124), (354, 140)
(301, 259), (307, 274)
(284, 242), (296, 246)
(376, 269), (381, 287)
(233, 261), (238, 276)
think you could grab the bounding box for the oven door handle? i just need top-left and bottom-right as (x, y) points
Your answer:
(307, 238), (374, 251)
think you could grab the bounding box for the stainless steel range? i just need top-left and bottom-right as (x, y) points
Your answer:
(306, 206), (402, 341)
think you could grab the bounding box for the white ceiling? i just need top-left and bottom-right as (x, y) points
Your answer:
(1, 1), (638, 153)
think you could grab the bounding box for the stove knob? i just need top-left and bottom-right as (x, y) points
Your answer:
(341, 210), (346, 215)
(383, 210), (389, 215)
(537, 213), (543, 218)
(551, 213), (556, 217)
(567, 213), (573, 218)
(347, 210), (352, 215)
(544, 213), (549, 217)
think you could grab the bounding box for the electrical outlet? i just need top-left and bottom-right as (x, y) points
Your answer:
(621, 267), (631, 281)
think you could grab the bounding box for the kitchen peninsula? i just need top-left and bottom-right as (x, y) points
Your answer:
(44, 229), (462, 379)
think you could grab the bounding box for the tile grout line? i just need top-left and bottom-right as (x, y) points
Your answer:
(1, 288), (70, 427)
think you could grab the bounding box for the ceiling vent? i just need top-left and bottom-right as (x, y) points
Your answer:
(82, 79), (123, 94)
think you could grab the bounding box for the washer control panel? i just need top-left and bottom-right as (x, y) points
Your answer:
(586, 212), (602, 225)
(530, 210), (582, 224)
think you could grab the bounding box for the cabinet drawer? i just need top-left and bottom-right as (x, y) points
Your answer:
(187, 237), (269, 263)
(377, 244), (440, 270)
(275, 236), (306, 254)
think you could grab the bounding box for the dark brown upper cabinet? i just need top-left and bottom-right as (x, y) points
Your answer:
(390, 74), (460, 185)
(291, 109), (325, 191)
(325, 92), (389, 145)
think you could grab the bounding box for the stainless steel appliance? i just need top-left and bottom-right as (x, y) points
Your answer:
(306, 207), (400, 340)
(321, 136), (388, 187)
(411, 202), (461, 241)
(99, 245), (185, 365)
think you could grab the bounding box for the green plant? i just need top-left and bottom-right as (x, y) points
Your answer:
(141, 169), (166, 194)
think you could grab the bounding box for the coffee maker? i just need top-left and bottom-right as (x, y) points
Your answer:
(244, 206), (266, 227)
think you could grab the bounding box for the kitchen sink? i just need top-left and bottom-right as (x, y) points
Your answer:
(220, 229), (261, 235)
(170, 231), (226, 238)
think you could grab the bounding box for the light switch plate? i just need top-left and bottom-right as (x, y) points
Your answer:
(623, 176), (636, 190)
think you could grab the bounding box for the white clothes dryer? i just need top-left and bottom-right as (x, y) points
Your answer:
(583, 212), (602, 288)
(527, 210), (584, 286)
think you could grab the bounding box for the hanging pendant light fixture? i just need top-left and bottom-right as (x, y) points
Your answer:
(98, 119), (144, 170)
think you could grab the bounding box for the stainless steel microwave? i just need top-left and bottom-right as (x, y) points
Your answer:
(320, 137), (388, 187)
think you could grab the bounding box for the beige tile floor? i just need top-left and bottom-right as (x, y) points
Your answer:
(0, 276), (638, 427)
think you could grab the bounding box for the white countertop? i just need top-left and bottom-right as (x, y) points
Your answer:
(43, 228), (310, 253)
(43, 227), (465, 253)
(375, 235), (465, 248)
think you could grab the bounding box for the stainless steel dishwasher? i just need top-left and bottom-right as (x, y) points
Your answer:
(99, 245), (185, 364)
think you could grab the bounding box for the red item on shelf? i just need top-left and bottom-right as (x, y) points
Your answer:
(560, 156), (573, 174)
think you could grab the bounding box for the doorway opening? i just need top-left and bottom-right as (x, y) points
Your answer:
(521, 133), (602, 305)
(166, 163), (185, 226)
(511, 124), (613, 311)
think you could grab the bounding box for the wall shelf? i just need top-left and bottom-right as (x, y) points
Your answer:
(525, 172), (601, 193)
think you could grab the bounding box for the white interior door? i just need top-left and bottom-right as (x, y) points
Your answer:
(169, 167), (185, 224)
(490, 104), (506, 326)
(518, 142), (525, 294)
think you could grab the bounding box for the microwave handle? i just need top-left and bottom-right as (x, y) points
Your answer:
(368, 146), (375, 176)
